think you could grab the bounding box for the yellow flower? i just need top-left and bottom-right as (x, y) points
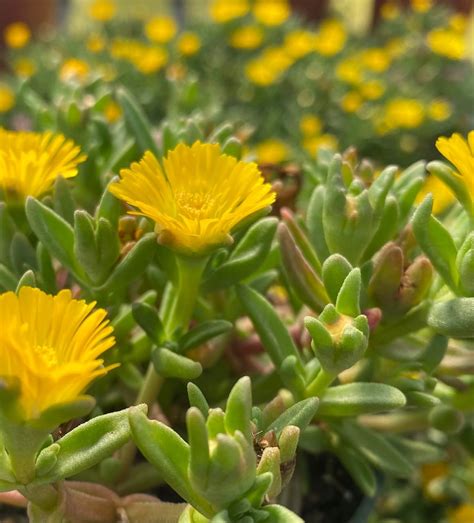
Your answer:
(135, 46), (168, 74)
(315, 20), (347, 56)
(417, 174), (455, 214)
(448, 504), (474, 523)
(303, 134), (338, 155)
(0, 85), (15, 113)
(341, 92), (363, 113)
(384, 98), (424, 129)
(245, 59), (279, 85)
(255, 139), (288, 164)
(380, 1), (400, 20)
(86, 33), (106, 53)
(145, 16), (177, 44)
(60, 58), (90, 83)
(103, 100), (122, 123)
(410, 0), (432, 12)
(284, 30), (317, 59)
(109, 142), (275, 254)
(336, 58), (362, 85)
(0, 287), (116, 421)
(253, 0), (290, 26)
(88, 0), (116, 22)
(360, 80), (385, 100)
(436, 131), (474, 201)
(12, 58), (37, 78)
(428, 99), (452, 121)
(419, 462), (450, 499)
(178, 32), (201, 56)
(427, 28), (466, 60)
(0, 129), (86, 200)
(300, 115), (322, 137)
(449, 14), (468, 33)
(3, 22), (31, 49)
(230, 26), (263, 50)
(361, 48), (391, 72)
(210, 0), (249, 23)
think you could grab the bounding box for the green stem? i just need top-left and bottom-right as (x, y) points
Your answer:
(305, 368), (336, 398)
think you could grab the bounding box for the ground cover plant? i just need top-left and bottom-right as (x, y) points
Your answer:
(0, 1), (473, 522)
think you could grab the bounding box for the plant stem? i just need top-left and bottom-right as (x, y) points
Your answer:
(305, 368), (335, 398)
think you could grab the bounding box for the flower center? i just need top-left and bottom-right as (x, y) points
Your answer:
(175, 191), (215, 220)
(34, 345), (58, 368)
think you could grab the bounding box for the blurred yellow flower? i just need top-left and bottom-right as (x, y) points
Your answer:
(360, 80), (385, 100)
(0, 85), (15, 113)
(87, 33), (106, 53)
(0, 129), (86, 199)
(89, 0), (116, 22)
(341, 92), (363, 113)
(419, 461), (450, 499)
(135, 46), (168, 74)
(60, 58), (90, 83)
(417, 174), (455, 214)
(0, 287), (116, 421)
(145, 16), (177, 44)
(110, 142), (274, 254)
(246, 59), (279, 85)
(210, 0), (249, 23)
(436, 131), (474, 201)
(230, 26), (263, 50)
(384, 98), (424, 129)
(253, 0), (290, 26)
(103, 100), (122, 123)
(448, 503), (474, 523)
(255, 138), (288, 164)
(428, 99), (452, 121)
(303, 134), (338, 155)
(336, 58), (362, 85)
(380, 1), (400, 20)
(178, 32), (201, 56)
(315, 20), (347, 56)
(410, 0), (432, 13)
(12, 58), (36, 78)
(427, 28), (466, 60)
(300, 115), (322, 137)
(3, 22), (31, 49)
(284, 30), (317, 59)
(361, 48), (391, 72)
(449, 14), (468, 33)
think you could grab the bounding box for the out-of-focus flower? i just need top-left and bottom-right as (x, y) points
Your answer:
(436, 131), (474, 201)
(449, 14), (468, 33)
(0, 85), (15, 113)
(341, 91), (363, 113)
(103, 100), (122, 123)
(428, 99), (452, 121)
(284, 30), (317, 59)
(360, 79), (385, 100)
(245, 59), (279, 85)
(255, 138), (289, 164)
(417, 173), (455, 214)
(0, 287), (116, 421)
(427, 28), (466, 60)
(12, 57), (36, 78)
(410, 0), (432, 13)
(145, 16), (177, 44)
(253, 0), (290, 26)
(380, 1), (400, 20)
(110, 142), (274, 254)
(87, 33), (106, 53)
(0, 129), (86, 200)
(384, 98), (424, 129)
(60, 58), (91, 83)
(419, 462), (450, 499)
(230, 26), (263, 50)
(134, 46), (168, 74)
(88, 0), (116, 22)
(3, 22), (31, 49)
(448, 503), (474, 523)
(315, 19), (347, 56)
(178, 32), (201, 56)
(210, 0), (249, 23)
(336, 58), (363, 85)
(300, 115), (322, 137)
(361, 48), (391, 72)
(303, 133), (338, 155)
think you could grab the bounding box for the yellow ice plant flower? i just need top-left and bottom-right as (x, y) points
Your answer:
(410, 0), (432, 12)
(255, 139), (288, 164)
(88, 0), (116, 22)
(360, 79), (385, 100)
(109, 142), (275, 254)
(428, 99), (452, 121)
(303, 134), (338, 156)
(300, 115), (322, 137)
(134, 46), (168, 74)
(60, 58), (90, 83)
(449, 14), (468, 33)
(0, 287), (116, 421)
(178, 32), (201, 56)
(380, 1), (400, 20)
(315, 20), (347, 56)
(341, 92), (363, 113)
(230, 26), (264, 50)
(384, 98), (424, 129)
(12, 58), (36, 78)
(245, 59), (279, 85)
(427, 28), (466, 60)
(0, 85), (15, 113)
(145, 16), (177, 44)
(436, 131), (474, 201)
(336, 58), (362, 85)
(103, 100), (122, 123)
(417, 174), (455, 214)
(448, 503), (474, 523)
(361, 48), (391, 72)
(210, 0), (249, 23)
(3, 22), (31, 49)
(87, 33), (106, 53)
(0, 129), (86, 200)
(253, 0), (290, 26)
(284, 30), (317, 59)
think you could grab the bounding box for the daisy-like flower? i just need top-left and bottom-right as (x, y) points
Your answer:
(109, 142), (275, 254)
(0, 129), (86, 200)
(436, 131), (474, 202)
(0, 287), (116, 421)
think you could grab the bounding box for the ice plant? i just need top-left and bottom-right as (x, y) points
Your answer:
(109, 141), (275, 255)
(0, 286), (116, 421)
(0, 130), (86, 200)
